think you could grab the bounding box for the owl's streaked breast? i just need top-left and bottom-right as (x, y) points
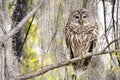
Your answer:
(65, 8), (98, 72)
(65, 24), (97, 56)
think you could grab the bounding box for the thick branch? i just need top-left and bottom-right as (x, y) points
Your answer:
(0, 0), (45, 43)
(15, 49), (120, 79)
(15, 38), (120, 79)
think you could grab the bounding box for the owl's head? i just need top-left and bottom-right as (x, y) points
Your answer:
(68, 8), (95, 27)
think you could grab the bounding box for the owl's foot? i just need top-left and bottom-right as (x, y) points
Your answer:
(66, 56), (72, 62)
(78, 54), (85, 60)
(83, 66), (88, 70)
(78, 55), (82, 60)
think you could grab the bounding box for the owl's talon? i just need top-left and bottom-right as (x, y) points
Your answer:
(82, 53), (86, 58)
(66, 57), (72, 62)
(78, 55), (82, 59)
(78, 54), (85, 59)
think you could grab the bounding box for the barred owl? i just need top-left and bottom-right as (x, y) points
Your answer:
(65, 8), (98, 73)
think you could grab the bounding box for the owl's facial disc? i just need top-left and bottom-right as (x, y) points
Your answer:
(71, 15), (81, 26)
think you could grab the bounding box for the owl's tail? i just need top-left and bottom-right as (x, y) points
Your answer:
(73, 57), (91, 74)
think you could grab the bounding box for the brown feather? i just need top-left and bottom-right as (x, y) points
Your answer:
(65, 8), (98, 73)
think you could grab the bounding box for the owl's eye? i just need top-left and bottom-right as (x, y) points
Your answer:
(75, 16), (79, 19)
(83, 15), (87, 18)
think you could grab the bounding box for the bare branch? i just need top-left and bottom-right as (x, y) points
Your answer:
(0, 0), (45, 43)
(103, 37), (120, 51)
(15, 48), (120, 79)
(1, 0), (7, 11)
(112, 0), (116, 40)
(13, 37), (120, 79)
(102, 0), (110, 48)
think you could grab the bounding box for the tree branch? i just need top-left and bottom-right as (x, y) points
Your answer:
(0, 0), (45, 43)
(14, 38), (120, 79)
(15, 48), (120, 79)
(102, 0), (110, 46)
(103, 37), (120, 51)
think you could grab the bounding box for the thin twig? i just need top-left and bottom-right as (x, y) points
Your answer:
(112, 0), (116, 40)
(19, 14), (36, 53)
(102, 0), (110, 47)
(103, 38), (120, 51)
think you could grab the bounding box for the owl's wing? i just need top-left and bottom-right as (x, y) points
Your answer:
(70, 46), (74, 59)
(83, 23), (98, 68)
(88, 39), (97, 52)
(83, 40), (97, 68)
(65, 24), (74, 59)
(88, 22), (98, 52)
(65, 34), (74, 59)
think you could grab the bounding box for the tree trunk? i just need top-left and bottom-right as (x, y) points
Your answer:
(0, 46), (6, 80)
(0, 5), (8, 80)
(12, 0), (28, 62)
(0, 0), (8, 79)
(0, 0), (27, 80)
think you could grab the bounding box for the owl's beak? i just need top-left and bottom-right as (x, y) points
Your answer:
(80, 20), (83, 25)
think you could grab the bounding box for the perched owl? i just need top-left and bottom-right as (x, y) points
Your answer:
(65, 8), (98, 73)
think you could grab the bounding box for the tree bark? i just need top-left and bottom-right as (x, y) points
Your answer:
(0, 45), (6, 80)
(0, 0), (28, 80)
(0, 2), (8, 79)
(12, 0), (28, 62)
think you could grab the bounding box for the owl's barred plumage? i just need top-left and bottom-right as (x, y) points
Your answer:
(65, 8), (98, 73)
